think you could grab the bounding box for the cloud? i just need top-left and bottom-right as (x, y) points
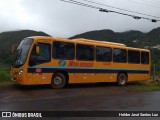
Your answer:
(0, 0), (160, 37)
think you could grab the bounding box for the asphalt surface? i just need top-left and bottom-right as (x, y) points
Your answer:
(0, 83), (160, 120)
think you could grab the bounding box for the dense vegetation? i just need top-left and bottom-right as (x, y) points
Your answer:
(71, 27), (160, 74)
(0, 30), (50, 64)
(0, 30), (50, 84)
(0, 63), (10, 84)
(71, 27), (160, 48)
(0, 28), (160, 84)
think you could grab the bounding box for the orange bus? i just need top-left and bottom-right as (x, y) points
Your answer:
(11, 36), (150, 88)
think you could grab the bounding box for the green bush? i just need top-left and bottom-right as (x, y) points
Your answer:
(0, 70), (10, 83)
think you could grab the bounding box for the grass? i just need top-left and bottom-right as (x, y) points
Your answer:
(135, 81), (160, 92)
(127, 80), (160, 92)
(0, 63), (12, 85)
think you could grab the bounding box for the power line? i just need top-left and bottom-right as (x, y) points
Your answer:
(132, 0), (160, 6)
(82, 0), (160, 19)
(60, 0), (160, 22)
(139, 0), (160, 5)
(125, 0), (160, 9)
(60, 0), (100, 9)
(140, 0), (160, 5)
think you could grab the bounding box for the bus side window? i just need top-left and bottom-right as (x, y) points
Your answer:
(53, 41), (74, 60)
(141, 52), (149, 64)
(96, 46), (112, 62)
(128, 50), (140, 64)
(29, 43), (51, 66)
(113, 48), (127, 63)
(76, 44), (94, 61)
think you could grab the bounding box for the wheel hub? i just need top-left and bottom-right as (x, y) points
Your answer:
(54, 77), (62, 85)
(120, 76), (126, 85)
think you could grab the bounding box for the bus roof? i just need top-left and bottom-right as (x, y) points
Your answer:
(27, 36), (149, 52)
(27, 36), (52, 40)
(72, 38), (126, 47)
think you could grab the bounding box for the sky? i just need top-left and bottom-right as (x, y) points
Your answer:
(0, 0), (160, 38)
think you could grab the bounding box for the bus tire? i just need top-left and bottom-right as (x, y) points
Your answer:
(117, 73), (127, 86)
(51, 73), (67, 89)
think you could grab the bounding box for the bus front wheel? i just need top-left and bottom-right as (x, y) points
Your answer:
(117, 73), (127, 86)
(51, 73), (67, 89)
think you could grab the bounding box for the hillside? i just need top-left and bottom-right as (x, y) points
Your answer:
(0, 30), (50, 63)
(70, 27), (160, 67)
(0, 28), (160, 65)
(71, 27), (160, 48)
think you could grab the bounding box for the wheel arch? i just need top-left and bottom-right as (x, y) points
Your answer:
(52, 70), (69, 84)
(117, 71), (128, 81)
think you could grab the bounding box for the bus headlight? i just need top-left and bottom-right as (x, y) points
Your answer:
(18, 69), (23, 75)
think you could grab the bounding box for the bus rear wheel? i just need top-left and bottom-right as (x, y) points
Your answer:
(51, 73), (67, 89)
(117, 73), (127, 86)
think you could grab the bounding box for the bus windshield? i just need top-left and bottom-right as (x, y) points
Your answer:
(12, 38), (33, 67)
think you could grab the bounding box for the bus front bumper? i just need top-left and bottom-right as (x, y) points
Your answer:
(10, 74), (24, 85)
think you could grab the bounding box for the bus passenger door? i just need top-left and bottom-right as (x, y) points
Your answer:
(26, 67), (42, 85)
(31, 68), (43, 84)
(28, 42), (51, 84)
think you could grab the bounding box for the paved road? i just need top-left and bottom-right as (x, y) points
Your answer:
(0, 83), (160, 120)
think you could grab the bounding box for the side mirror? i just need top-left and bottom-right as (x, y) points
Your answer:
(36, 45), (40, 55)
